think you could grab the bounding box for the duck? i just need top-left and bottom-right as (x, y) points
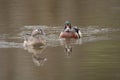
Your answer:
(59, 20), (82, 39)
(23, 29), (46, 48)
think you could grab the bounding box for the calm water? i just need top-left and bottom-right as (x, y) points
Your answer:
(0, 0), (120, 80)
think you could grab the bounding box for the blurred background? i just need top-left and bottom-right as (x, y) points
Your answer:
(0, 0), (120, 27)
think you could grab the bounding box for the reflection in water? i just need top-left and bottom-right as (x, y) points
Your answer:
(60, 38), (82, 56)
(32, 54), (47, 66)
(65, 44), (72, 56)
(60, 39), (72, 56)
(24, 46), (47, 66)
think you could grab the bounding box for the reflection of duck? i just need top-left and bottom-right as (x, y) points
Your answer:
(24, 44), (47, 66)
(23, 29), (46, 48)
(32, 54), (47, 66)
(59, 20), (82, 39)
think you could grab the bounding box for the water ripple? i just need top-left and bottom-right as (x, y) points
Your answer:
(0, 41), (23, 48)
(0, 25), (119, 48)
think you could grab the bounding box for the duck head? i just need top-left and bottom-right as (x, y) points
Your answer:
(64, 20), (72, 32)
(31, 29), (45, 37)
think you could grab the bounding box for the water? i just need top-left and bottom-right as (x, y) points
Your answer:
(0, 0), (120, 80)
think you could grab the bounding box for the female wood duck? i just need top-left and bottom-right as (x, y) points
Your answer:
(59, 20), (82, 39)
(23, 29), (46, 48)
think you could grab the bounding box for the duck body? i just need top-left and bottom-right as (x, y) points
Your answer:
(24, 36), (46, 48)
(59, 27), (82, 39)
(59, 31), (79, 39)
(23, 29), (46, 48)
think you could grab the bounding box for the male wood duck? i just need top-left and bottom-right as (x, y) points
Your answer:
(59, 20), (82, 39)
(23, 29), (46, 48)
